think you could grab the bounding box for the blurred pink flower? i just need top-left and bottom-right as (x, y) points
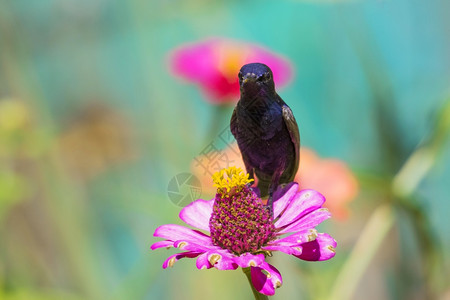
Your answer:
(295, 148), (359, 220)
(169, 38), (293, 104)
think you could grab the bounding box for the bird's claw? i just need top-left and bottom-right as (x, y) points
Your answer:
(247, 184), (261, 198)
(265, 196), (274, 218)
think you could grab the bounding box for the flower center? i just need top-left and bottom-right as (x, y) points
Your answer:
(209, 167), (276, 255)
(216, 44), (246, 82)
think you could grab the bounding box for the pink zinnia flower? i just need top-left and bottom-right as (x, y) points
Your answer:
(169, 38), (293, 104)
(151, 167), (336, 296)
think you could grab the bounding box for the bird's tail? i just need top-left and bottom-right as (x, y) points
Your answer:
(255, 170), (271, 198)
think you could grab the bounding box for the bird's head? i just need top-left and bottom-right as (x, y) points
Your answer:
(238, 63), (275, 97)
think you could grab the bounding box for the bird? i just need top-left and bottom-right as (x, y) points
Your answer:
(230, 62), (300, 214)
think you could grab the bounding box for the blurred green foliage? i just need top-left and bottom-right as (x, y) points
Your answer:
(1, 0), (449, 299)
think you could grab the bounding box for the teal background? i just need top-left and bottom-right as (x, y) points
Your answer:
(1, 0), (449, 299)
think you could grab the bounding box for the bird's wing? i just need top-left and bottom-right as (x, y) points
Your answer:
(282, 104), (300, 181)
(230, 106), (237, 137)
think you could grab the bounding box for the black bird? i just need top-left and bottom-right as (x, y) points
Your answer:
(230, 63), (300, 213)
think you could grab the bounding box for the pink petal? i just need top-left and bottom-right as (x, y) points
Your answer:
(294, 233), (337, 261)
(196, 252), (213, 270)
(162, 251), (202, 269)
(179, 198), (214, 232)
(150, 240), (174, 250)
(173, 240), (213, 252)
(278, 208), (331, 234)
(275, 189), (326, 228)
(273, 182), (299, 219)
(273, 229), (319, 246)
(264, 229), (321, 256)
(153, 224), (211, 245)
(206, 250), (239, 270)
(169, 40), (215, 81)
(202, 72), (239, 102)
(261, 245), (301, 256)
(251, 262), (283, 296)
(232, 253), (265, 268)
(169, 39), (239, 102)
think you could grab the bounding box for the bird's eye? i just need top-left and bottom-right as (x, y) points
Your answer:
(238, 72), (243, 80)
(265, 72), (272, 80)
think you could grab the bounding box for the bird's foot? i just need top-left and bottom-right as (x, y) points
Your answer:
(247, 183), (261, 198)
(265, 196), (274, 218)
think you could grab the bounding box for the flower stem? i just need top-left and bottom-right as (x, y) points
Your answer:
(326, 204), (394, 300)
(242, 267), (269, 300)
(326, 100), (450, 300)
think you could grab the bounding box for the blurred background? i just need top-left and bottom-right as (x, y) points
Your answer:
(1, 0), (449, 299)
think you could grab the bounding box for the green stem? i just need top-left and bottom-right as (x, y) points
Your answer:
(327, 204), (394, 300)
(326, 98), (450, 300)
(242, 267), (269, 300)
(327, 147), (433, 300)
(395, 200), (439, 299)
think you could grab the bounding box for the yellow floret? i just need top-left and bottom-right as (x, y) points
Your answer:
(212, 167), (253, 193)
